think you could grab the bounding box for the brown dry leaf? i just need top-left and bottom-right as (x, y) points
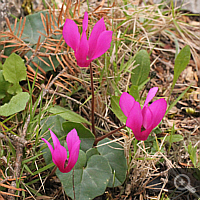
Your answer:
(182, 66), (194, 82)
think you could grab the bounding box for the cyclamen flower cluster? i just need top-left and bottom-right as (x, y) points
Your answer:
(42, 13), (167, 174)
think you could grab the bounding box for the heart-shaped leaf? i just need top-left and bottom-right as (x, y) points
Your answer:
(56, 150), (112, 200)
(97, 138), (127, 187)
(12, 11), (48, 44)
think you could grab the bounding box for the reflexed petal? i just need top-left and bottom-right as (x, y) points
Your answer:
(49, 129), (61, 149)
(144, 87), (158, 107)
(126, 102), (143, 135)
(82, 12), (88, 32)
(135, 127), (152, 141)
(119, 92), (135, 117)
(90, 30), (113, 60)
(88, 18), (106, 58)
(142, 106), (153, 129)
(66, 129), (80, 154)
(63, 140), (80, 173)
(52, 145), (68, 173)
(41, 138), (53, 154)
(75, 31), (89, 67)
(149, 98), (167, 128)
(63, 19), (80, 51)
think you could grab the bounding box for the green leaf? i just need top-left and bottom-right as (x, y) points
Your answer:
(62, 122), (95, 152)
(129, 85), (140, 102)
(111, 96), (127, 123)
(186, 142), (197, 167)
(0, 92), (29, 116)
(49, 105), (90, 125)
(56, 151), (112, 200)
(12, 11), (48, 44)
(97, 138), (127, 187)
(0, 62), (3, 70)
(164, 134), (183, 143)
(0, 70), (10, 99)
(131, 50), (150, 86)
(172, 45), (190, 89)
(86, 148), (99, 162)
(3, 53), (27, 94)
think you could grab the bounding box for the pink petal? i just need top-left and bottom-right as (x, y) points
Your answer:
(119, 92), (136, 117)
(41, 138), (53, 154)
(135, 127), (153, 141)
(142, 106), (153, 129)
(82, 12), (88, 32)
(144, 87), (158, 107)
(52, 144), (68, 173)
(63, 19), (80, 52)
(49, 129), (61, 149)
(63, 140), (80, 173)
(149, 98), (167, 128)
(126, 102), (143, 135)
(75, 31), (90, 67)
(89, 30), (113, 60)
(66, 129), (80, 154)
(88, 17), (106, 58)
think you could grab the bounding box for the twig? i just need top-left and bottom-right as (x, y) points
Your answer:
(89, 63), (96, 138)
(94, 124), (126, 146)
(0, 133), (24, 147)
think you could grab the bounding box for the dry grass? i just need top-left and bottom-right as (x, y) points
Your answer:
(0, 0), (200, 199)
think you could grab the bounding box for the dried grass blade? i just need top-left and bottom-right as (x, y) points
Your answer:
(48, 56), (55, 71)
(19, 17), (26, 38)
(35, 35), (41, 52)
(0, 183), (26, 191)
(46, 14), (49, 36)
(5, 17), (13, 33)
(13, 18), (18, 33)
(37, 31), (47, 37)
(31, 61), (46, 74)
(0, 191), (20, 198)
(55, 36), (63, 54)
(37, 56), (50, 67)
(57, 3), (64, 26)
(40, 13), (47, 34)
(54, 81), (72, 93)
(56, 54), (65, 69)
(16, 17), (22, 36)
(59, 76), (75, 89)
(61, 54), (75, 75)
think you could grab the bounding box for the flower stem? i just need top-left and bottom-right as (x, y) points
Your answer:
(73, 168), (75, 200)
(90, 63), (96, 138)
(94, 124), (126, 146)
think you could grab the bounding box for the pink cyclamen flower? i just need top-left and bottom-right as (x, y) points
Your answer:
(42, 128), (81, 173)
(62, 12), (113, 67)
(119, 87), (167, 141)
